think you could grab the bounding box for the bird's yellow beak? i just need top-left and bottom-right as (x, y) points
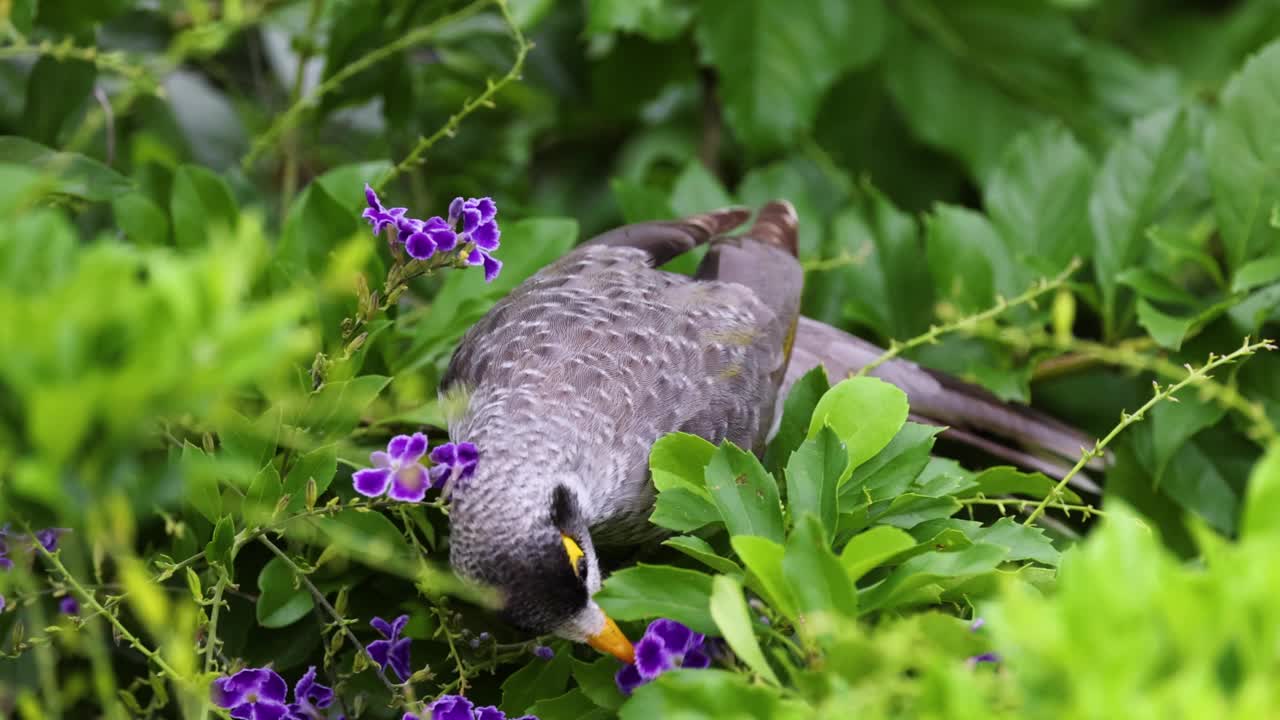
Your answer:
(587, 613), (635, 664)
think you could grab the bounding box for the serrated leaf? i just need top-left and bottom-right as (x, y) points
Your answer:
(704, 442), (784, 542)
(843, 422), (942, 504)
(709, 575), (779, 685)
(972, 517), (1060, 565)
(696, 0), (885, 152)
(859, 543), (1008, 613)
(596, 565), (716, 634)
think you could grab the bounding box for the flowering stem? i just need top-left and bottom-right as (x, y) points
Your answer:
(255, 535), (405, 699)
(201, 572), (230, 720)
(855, 258), (1081, 377)
(431, 606), (470, 694)
(1023, 337), (1277, 525)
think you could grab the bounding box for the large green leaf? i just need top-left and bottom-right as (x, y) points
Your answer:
(596, 565), (717, 634)
(704, 442), (785, 543)
(783, 515), (859, 624)
(501, 651), (573, 716)
(765, 366), (829, 474)
(730, 535), (796, 620)
(256, 556), (314, 629)
(809, 377), (910, 480)
(859, 543), (1008, 612)
(709, 575), (780, 685)
(784, 426), (843, 539)
(838, 525), (917, 584)
(696, 0), (885, 153)
(1208, 40), (1280, 274)
(0, 136), (132, 202)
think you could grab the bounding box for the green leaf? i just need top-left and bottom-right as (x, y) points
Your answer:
(972, 517), (1060, 565)
(282, 445), (338, 511)
(669, 160), (735, 217)
(22, 56), (95, 145)
(729, 535), (796, 621)
(709, 575), (780, 685)
(704, 442), (785, 543)
(527, 689), (610, 720)
(586, 0), (693, 41)
(1092, 107), (1193, 335)
(1242, 445), (1280, 539)
(180, 442), (222, 524)
(809, 377), (910, 479)
(859, 543), (1008, 613)
(784, 515), (859, 623)
(843, 422), (942, 504)
(764, 366), (829, 474)
(650, 488), (723, 533)
(696, 0), (885, 152)
(244, 465), (283, 521)
(0, 136), (132, 202)
(308, 509), (414, 573)
(870, 493), (962, 529)
(112, 192), (170, 246)
(596, 565), (716, 634)
(968, 466), (1081, 504)
(986, 124), (1095, 275)
(621, 670), (804, 720)
(662, 536), (743, 576)
(170, 164), (238, 248)
(1232, 254), (1280, 293)
(206, 516), (237, 575)
(1208, 40), (1280, 273)
(651, 433), (718, 494)
(299, 376), (390, 440)
(838, 525), (917, 584)
(612, 179), (674, 224)
(925, 205), (1001, 313)
(571, 656), (625, 711)
(501, 651), (573, 716)
(255, 556), (314, 629)
(784, 426), (843, 539)
(1136, 298), (1196, 350)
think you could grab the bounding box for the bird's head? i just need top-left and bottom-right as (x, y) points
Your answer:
(449, 481), (635, 663)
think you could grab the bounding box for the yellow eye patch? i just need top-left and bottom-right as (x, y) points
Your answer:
(562, 534), (586, 578)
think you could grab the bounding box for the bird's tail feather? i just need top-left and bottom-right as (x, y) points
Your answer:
(784, 316), (1102, 492)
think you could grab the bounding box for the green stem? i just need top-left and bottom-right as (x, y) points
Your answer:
(1023, 337), (1277, 525)
(201, 573), (230, 720)
(960, 496), (1105, 518)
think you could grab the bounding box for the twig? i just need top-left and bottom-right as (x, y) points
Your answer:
(855, 258), (1081, 377)
(1023, 337), (1277, 525)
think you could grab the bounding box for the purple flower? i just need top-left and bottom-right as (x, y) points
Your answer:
(399, 216), (459, 261)
(407, 696), (536, 720)
(287, 666), (333, 718)
(533, 645), (554, 661)
(367, 615), (413, 682)
(429, 442), (479, 488)
(354, 433), (432, 503)
(615, 619), (710, 695)
(0, 594), (6, 612)
(59, 596), (78, 615)
(35, 528), (66, 553)
(969, 617), (986, 632)
(363, 184), (407, 236)
(213, 668), (290, 720)
(450, 196), (502, 282)
(966, 652), (1002, 668)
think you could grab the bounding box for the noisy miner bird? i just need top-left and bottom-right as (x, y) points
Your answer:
(440, 202), (1096, 663)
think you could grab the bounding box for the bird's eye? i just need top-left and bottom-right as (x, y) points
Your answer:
(561, 534), (587, 580)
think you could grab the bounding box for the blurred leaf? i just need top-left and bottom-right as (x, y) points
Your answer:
(282, 445), (338, 512)
(180, 442), (223, 524)
(704, 441), (784, 543)
(859, 542), (1008, 613)
(1232, 254), (1280, 293)
(696, 0), (885, 153)
(669, 160), (734, 217)
(0, 136), (132, 202)
(587, 0), (693, 40)
(839, 525), (917, 584)
(1158, 440), (1239, 534)
(730, 535), (796, 620)
(597, 564), (717, 634)
(170, 164), (238, 248)
(244, 464), (283, 521)
(1242, 444), (1280, 538)
(1135, 298), (1195, 350)
(309, 509), (414, 572)
(256, 556), (314, 628)
(112, 192), (169, 246)
(1208, 40), (1280, 273)
(163, 70), (249, 170)
(709, 575), (780, 685)
(784, 426), (843, 539)
(925, 205), (1001, 313)
(207, 516), (237, 578)
(527, 689), (610, 720)
(502, 651), (573, 716)
(1091, 107), (1192, 336)
(299, 375), (390, 441)
(967, 466), (1080, 504)
(809, 377), (910, 480)
(22, 56), (95, 146)
(621, 670), (804, 720)
(612, 179), (674, 223)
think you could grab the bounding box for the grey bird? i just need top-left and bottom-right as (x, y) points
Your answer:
(439, 203), (1095, 661)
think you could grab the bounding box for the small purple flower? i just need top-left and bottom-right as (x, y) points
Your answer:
(399, 216), (458, 261)
(533, 645), (554, 661)
(59, 596), (79, 615)
(213, 667), (290, 720)
(615, 619), (710, 695)
(363, 184), (407, 236)
(451, 196), (502, 282)
(367, 615), (413, 682)
(966, 652), (1002, 668)
(354, 433), (432, 503)
(287, 666), (333, 718)
(969, 617), (986, 632)
(410, 696), (536, 720)
(429, 442), (479, 488)
(35, 528), (66, 553)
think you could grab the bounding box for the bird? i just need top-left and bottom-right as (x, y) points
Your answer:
(437, 202), (1097, 663)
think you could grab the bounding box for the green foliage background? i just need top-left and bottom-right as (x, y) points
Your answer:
(1, 0), (1280, 717)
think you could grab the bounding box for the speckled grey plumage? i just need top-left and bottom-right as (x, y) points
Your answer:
(441, 205), (801, 633)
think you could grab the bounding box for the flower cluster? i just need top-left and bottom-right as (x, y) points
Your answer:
(353, 434), (479, 503)
(615, 619), (711, 695)
(405, 694), (536, 720)
(213, 665), (335, 720)
(367, 614), (413, 682)
(362, 185), (503, 282)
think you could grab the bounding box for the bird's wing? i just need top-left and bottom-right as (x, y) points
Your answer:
(784, 316), (1102, 492)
